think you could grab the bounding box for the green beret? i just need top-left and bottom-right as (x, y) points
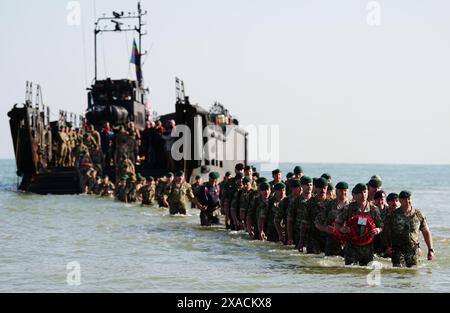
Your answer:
(195, 175), (201, 180)
(166, 172), (174, 178)
(321, 173), (331, 181)
(209, 172), (220, 179)
(374, 190), (386, 200)
(290, 179), (301, 188)
(368, 178), (383, 188)
(314, 177), (328, 188)
(242, 176), (251, 184)
(259, 182), (271, 191)
(286, 172), (294, 179)
(256, 177), (268, 185)
(274, 182), (286, 191)
(225, 171), (232, 177)
(327, 183), (334, 191)
(335, 181), (349, 190)
(137, 173), (143, 178)
(121, 175), (129, 180)
(352, 183), (367, 194)
(386, 193), (399, 202)
(293, 166), (303, 174)
(399, 190), (412, 198)
(300, 176), (313, 185)
(175, 171), (184, 177)
(272, 169), (281, 175)
(147, 176), (154, 182)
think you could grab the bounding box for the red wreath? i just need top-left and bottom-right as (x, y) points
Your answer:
(328, 218), (349, 245)
(346, 214), (376, 246)
(329, 214), (376, 246)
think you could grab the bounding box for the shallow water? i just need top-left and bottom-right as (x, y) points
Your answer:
(0, 160), (449, 292)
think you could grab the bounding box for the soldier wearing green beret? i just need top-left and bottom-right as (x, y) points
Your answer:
(315, 181), (349, 256)
(115, 175), (129, 202)
(269, 169), (283, 191)
(195, 172), (222, 226)
(99, 175), (115, 198)
(384, 191), (434, 267)
(246, 182), (269, 239)
(163, 171), (201, 215)
(293, 166), (304, 179)
(138, 176), (156, 206)
(299, 177), (329, 254)
(321, 173), (332, 183)
(190, 175), (204, 208)
(335, 183), (383, 266)
(327, 183), (335, 200)
(259, 183), (285, 242)
(368, 177), (383, 203)
(231, 176), (257, 231)
(274, 181), (295, 244)
(156, 173), (174, 207)
(222, 164), (245, 230)
(287, 176), (312, 247)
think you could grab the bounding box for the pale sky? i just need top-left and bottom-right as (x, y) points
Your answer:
(1, 0), (450, 164)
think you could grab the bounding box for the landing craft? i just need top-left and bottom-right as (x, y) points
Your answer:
(7, 2), (248, 195)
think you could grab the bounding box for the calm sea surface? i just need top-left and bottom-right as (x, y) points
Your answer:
(1, 160), (449, 292)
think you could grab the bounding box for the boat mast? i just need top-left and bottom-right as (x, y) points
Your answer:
(93, 1), (147, 82)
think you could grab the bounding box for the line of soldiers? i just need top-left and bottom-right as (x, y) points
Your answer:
(220, 164), (435, 268)
(80, 162), (436, 268)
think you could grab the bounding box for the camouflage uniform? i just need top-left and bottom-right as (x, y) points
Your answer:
(315, 199), (347, 256)
(139, 184), (156, 206)
(385, 208), (429, 267)
(246, 195), (263, 239)
(274, 196), (291, 244)
(100, 182), (115, 197)
(156, 181), (169, 207)
(115, 183), (128, 202)
(287, 195), (309, 247)
(164, 181), (196, 215)
(335, 202), (383, 266)
(222, 177), (242, 230)
(125, 180), (138, 203)
(300, 197), (329, 254)
(231, 188), (257, 229)
(57, 130), (68, 167)
(259, 197), (282, 242)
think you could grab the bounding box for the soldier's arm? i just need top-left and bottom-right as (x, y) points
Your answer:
(258, 203), (267, 240)
(335, 206), (348, 232)
(314, 207), (328, 233)
(286, 202), (295, 244)
(419, 212), (434, 258)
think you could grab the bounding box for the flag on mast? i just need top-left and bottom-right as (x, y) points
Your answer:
(130, 38), (143, 85)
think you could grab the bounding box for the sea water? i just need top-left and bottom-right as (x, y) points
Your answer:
(0, 160), (449, 292)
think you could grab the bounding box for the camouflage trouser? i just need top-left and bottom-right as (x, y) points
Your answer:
(306, 232), (326, 254)
(169, 202), (187, 215)
(200, 206), (220, 226)
(344, 244), (374, 266)
(266, 225), (279, 242)
(392, 244), (419, 268)
(325, 235), (344, 257)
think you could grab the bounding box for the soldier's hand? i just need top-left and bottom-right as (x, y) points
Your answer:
(327, 225), (335, 234)
(428, 250), (434, 261)
(163, 200), (169, 207)
(259, 231), (267, 241)
(370, 228), (381, 236)
(340, 226), (351, 234)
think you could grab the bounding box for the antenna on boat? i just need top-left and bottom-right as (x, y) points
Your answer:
(93, 1), (148, 81)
